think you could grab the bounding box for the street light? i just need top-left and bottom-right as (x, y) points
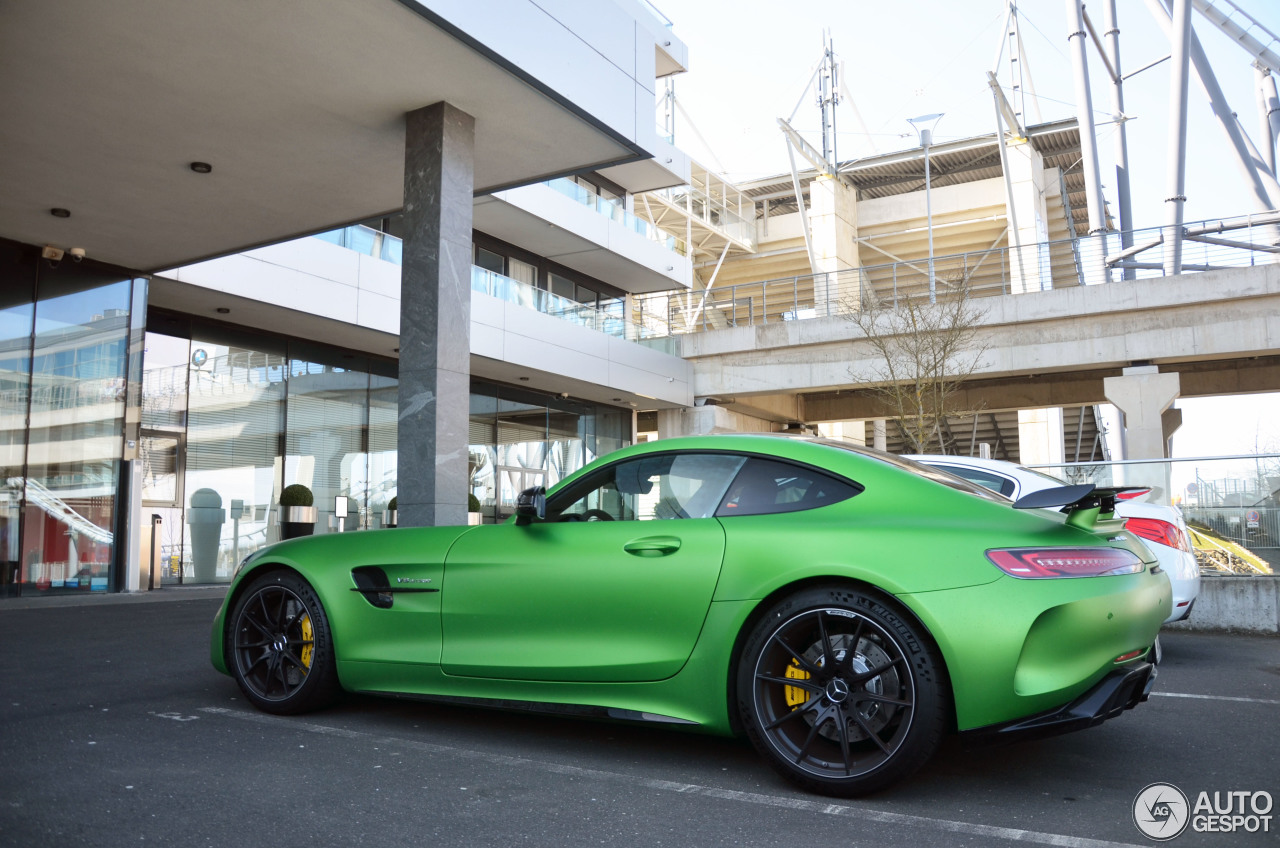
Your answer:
(908, 113), (945, 303)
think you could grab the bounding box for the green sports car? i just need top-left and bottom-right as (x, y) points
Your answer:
(210, 434), (1168, 796)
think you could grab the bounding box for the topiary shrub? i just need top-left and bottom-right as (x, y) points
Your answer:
(388, 495), (397, 512)
(280, 483), (314, 508)
(468, 493), (481, 512)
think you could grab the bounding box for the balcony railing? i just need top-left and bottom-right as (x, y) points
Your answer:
(313, 224), (403, 264)
(471, 267), (677, 355)
(633, 213), (1280, 334)
(543, 178), (688, 256)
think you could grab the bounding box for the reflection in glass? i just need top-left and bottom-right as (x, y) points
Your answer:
(285, 354), (368, 536)
(0, 298), (34, 595)
(183, 340), (286, 583)
(21, 281), (131, 593)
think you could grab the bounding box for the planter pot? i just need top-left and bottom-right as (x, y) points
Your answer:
(468, 511), (482, 526)
(279, 505), (317, 540)
(382, 510), (397, 528)
(187, 488), (226, 583)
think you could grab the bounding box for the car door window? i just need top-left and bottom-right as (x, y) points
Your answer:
(715, 457), (861, 517)
(548, 452), (746, 521)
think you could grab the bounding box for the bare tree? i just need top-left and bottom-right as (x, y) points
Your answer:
(844, 279), (989, 454)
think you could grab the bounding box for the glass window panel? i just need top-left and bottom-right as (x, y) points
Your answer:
(549, 273), (575, 300)
(0, 296), (34, 595)
(22, 280), (131, 593)
(366, 373), (397, 527)
(476, 247), (505, 275)
(284, 354), (368, 538)
(508, 258), (537, 288)
(182, 340), (286, 583)
(715, 457), (861, 517)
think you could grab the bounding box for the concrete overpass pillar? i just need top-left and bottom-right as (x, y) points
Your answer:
(808, 175), (860, 312)
(397, 102), (475, 528)
(1005, 144), (1052, 294)
(1017, 408), (1064, 466)
(1103, 366), (1181, 460)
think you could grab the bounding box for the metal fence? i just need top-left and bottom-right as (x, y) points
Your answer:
(634, 212), (1280, 334)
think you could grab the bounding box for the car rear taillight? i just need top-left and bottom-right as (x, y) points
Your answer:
(1115, 488), (1151, 501)
(985, 548), (1144, 579)
(1125, 517), (1191, 552)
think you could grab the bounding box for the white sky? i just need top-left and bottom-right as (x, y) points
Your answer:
(657, 0), (1280, 458)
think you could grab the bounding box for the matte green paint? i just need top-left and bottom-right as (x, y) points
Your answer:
(211, 434), (1170, 735)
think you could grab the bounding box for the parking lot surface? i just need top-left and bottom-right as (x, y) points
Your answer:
(1, 593), (1276, 847)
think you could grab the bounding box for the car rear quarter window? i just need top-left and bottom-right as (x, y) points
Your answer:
(714, 457), (861, 517)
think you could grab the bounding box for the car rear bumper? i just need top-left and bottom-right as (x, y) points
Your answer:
(964, 653), (1157, 743)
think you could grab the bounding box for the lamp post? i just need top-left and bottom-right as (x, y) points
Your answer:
(908, 113), (944, 303)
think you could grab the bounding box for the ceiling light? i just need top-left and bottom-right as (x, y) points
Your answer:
(190, 162), (213, 174)
(50, 208), (70, 218)
(215, 307), (230, 314)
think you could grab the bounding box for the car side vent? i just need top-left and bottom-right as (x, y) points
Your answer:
(351, 566), (394, 609)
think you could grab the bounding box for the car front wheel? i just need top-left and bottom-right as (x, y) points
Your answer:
(737, 585), (948, 796)
(228, 571), (340, 715)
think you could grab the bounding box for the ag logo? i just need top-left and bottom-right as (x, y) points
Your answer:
(1134, 782), (1190, 841)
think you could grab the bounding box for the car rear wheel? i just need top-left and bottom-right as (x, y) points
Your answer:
(737, 585), (948, 796)
(228, 571), (340, 714)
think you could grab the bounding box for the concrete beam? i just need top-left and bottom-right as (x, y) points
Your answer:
(682, 264), (1280, 402)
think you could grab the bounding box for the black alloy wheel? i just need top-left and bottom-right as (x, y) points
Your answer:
(737, 585), (948, 796)
(228, 571), (340, 714)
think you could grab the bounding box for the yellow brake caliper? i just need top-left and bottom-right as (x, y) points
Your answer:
(784, 659), (810, 708)
(298, 613), (314, 673)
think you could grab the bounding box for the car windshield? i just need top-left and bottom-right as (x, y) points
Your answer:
(810, 439), (1012, 504)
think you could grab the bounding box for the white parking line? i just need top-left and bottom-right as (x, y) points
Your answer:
(198, 706), (1146, 848)
(1152, 691), (1280, 706)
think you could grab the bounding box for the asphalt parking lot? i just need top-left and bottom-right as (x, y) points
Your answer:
(0, 592), (1275, 848)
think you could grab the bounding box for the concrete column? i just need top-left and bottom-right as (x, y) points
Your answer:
(1004, 141), (1052, 293)
(398, 102), (475, 528)
(1017, 408), (1065, 466)
(807, 175), (860, 312)
(1103, 365), (1181, 460)
(873, 419), (887, 451)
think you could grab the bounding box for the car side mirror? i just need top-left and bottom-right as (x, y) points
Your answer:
(515, 486), (546, 525)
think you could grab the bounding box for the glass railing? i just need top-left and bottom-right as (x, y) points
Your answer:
(313, 224), (402, 263)
(543, 178), (688, 256)
(1027, 454), (1280, 574)
(471, 267), (676, 354)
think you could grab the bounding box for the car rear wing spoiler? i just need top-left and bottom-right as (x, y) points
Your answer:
(1012, 484), (1146, 531)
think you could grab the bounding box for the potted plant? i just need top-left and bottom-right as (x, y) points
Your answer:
(383, 496), (397, 528)
(468, 493), (482, 525)
(279, 483), (317, 540)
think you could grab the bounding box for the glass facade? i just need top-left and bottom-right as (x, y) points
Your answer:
(0, 237), (634, 598)
(0, 239), (145, 597)
(133, 313), (630, 587)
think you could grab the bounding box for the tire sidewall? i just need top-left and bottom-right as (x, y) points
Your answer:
(736, 584), (948, 796)
(227, 570), (339, 714)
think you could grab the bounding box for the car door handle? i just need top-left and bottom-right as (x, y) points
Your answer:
(623, 537), (682, 557)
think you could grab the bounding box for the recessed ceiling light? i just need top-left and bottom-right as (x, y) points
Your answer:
(215, 307), (230, 314)
(519, 376), (530, 381)
(190, 162), (213, 174)
(50, 208), (70, 218)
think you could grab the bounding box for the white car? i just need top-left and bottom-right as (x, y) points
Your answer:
(907, 455), (1200, 624)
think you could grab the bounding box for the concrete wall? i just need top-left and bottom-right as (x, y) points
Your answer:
(1165, 575), (1280, 634)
